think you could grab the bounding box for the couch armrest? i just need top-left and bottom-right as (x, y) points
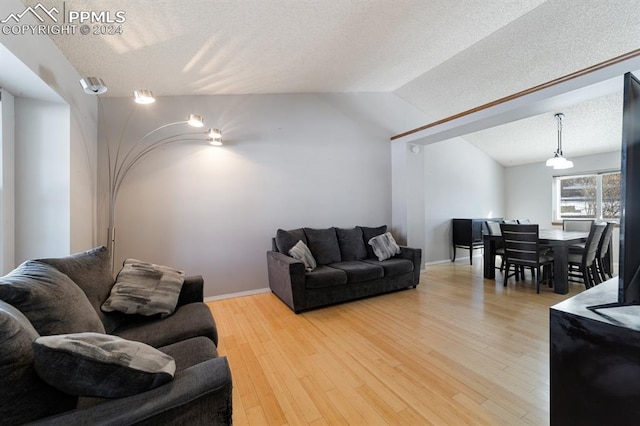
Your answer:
(28, 357), (232, 426)
(266, 251), (306, 313)
(177, 275), (204, 306)
(397, 246), (422, 286)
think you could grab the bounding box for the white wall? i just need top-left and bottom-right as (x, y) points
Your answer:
(14, 99), (71, 261)
(391, 142), (427, 260)
(422, 137), (505, 263)
(0, 90), (15, 273)
(0, 0), (99, 257)
(99, 93), (426, 297)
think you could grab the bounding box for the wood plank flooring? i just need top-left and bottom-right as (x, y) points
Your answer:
(207, 261), (583, 425)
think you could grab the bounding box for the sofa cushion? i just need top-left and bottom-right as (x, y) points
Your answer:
(102, 259), (185, 318)
(113, 302), (218, 348)
(289, 240), (317, 271)
(363, 258), (414, 277)
(0, 261), (105, 335)
(368, 232), (401, 261)
(0, 301), (76, 424)
(38, 246), (123, 333)
(33, 332), (175, 398)
(336, 227), (368, 261)
(305, 265), (348, 289)
(331, 261), (384, 283)
(304, 227), (341, 265)
(275, 228), (307, 254)
(358, 225), (387, 259)
(159, 336), (219, 373)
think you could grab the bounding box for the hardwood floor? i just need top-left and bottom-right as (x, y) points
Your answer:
(207, 261), (583, 425)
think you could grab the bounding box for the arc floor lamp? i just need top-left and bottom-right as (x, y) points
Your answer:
(80, 77), (223, 270)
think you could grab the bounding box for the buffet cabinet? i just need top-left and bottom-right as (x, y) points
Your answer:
(451, 218), (502, 265)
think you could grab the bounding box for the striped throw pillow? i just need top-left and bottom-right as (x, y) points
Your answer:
(368, 232), (401, 261)
(289, 240), (317, 272)
(33, 332), (175, 398)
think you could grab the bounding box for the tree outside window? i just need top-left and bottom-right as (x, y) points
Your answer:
(602, 172), (621, 219)
(555, 172), (621, 221)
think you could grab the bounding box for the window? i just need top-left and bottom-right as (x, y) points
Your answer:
(553, 171), (621, 221)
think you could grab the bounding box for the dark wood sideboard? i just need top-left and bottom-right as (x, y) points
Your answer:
(451, 218), (502, 265)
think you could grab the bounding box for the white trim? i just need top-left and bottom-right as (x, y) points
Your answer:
(205, 287), (271, 302)
(425, 259), (453, 266)
(426, 253), (485, 266)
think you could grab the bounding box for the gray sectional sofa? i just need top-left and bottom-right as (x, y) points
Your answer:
(267, 226), (422, 313)
(0, 246), (232, 425)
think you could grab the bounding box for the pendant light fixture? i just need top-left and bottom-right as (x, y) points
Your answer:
(546, 113), (573, 170)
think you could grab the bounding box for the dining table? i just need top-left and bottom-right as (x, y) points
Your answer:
(483, 229), (589, 294)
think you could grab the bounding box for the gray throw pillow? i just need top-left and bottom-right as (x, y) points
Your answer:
(358, 225), (388, 259)
(102, 259), (185, 318)
(0, 261), (105, 335)
(0, 301), (76, 424)
(33, 332), (176, 398)
(289, 240), (317, 271)
(336, 227), (368, 261)
(37, 246), (122, 333)
(275, 228), (307, 254)
(304, 227), (341, 265)
(369, 232), (401, 261)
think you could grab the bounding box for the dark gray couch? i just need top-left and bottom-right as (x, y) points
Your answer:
(267, 226), (422, 313)
(0, 246), (232, 425)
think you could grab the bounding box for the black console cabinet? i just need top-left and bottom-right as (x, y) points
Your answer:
(452, 218), (502, 265)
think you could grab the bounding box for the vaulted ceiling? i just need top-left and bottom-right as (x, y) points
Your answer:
(20, 0), (640, 166)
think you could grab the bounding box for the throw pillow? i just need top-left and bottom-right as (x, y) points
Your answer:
(336, 227), (368, 261)
(358, 225), (387, 259)
(369, 232), (401, 261)
(275, 228), (307, 254)
(33, 332), (176, 398)
(303, 227), (341, 265)
(0, 301), (75, 424)
(102, 259), (185, 318)
(37, 246), (122, 333)
(0, 261), (105, 335)
(289, 240), (317, 271)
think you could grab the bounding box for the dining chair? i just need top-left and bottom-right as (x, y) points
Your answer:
(485, 221), (505, 271)
(502, 219), (518, 224)
(567, 222), (606, 289)
(563, 219), (594, 232)
(514, 219), (537, 276)
(500, 224), (554, 293)
(595, 222), (615, 281)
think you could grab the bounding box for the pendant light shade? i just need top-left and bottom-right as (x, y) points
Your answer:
(546, 113), (573, 169)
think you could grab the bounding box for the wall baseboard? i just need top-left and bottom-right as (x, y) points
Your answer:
(426, 255), (482, 266)
(425, 259), (454, 266)
(205, 287), (271, 302)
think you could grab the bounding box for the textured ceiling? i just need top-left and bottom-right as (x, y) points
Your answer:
(17, 0), (640, 166)
(23, 0), (544, 96)
(463, 91), (623, 167)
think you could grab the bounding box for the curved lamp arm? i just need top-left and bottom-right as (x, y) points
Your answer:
(112, 120), (188, 193)
(110, 132), (207, 207)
